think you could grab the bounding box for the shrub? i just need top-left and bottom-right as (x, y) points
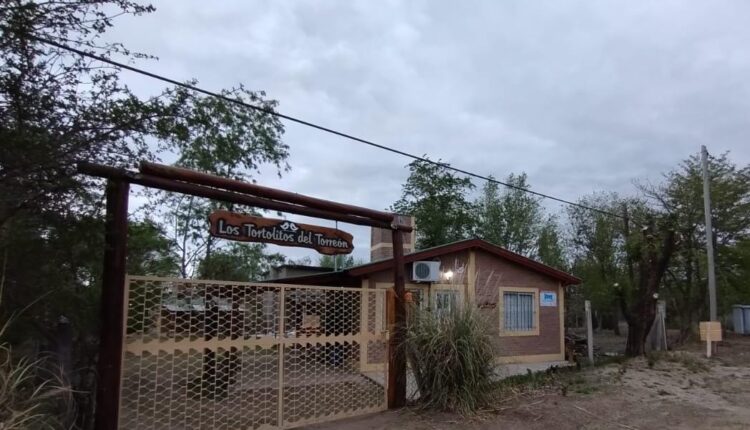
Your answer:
(0, 281), (73, 429)
(403, 305), (495, 413)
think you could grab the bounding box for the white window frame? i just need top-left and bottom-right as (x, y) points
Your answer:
(498, 287), (540, 337)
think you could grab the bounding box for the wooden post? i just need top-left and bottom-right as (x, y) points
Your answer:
(385, 288), (395, 407)
(585, 300), (594, 364)
(95, 180), (129, 430)
(388, 226), (407, 408)
(656, 300), (667, 351)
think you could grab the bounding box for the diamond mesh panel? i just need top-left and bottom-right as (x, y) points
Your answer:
(120, 276), (387, 429)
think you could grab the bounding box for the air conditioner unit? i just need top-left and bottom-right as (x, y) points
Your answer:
(411, 261), (441, 282)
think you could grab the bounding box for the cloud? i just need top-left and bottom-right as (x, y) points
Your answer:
(106, 0), (750, 262)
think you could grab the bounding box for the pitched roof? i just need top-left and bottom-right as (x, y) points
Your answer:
(270, 238), (581, 286)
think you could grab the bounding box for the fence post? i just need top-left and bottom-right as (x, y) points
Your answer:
(95, 180), (129, 430)
(585, 300), (594, 364)
(388, 227), (407, 408)
(656, 300), (667, 351)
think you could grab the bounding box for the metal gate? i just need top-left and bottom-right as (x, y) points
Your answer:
(119, 276), (388, 429)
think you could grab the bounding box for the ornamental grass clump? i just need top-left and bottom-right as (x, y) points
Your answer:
(0, 278), (73, 429)
(403, 305), (495, 413)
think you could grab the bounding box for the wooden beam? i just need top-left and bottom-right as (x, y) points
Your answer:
(140, 161), (412, 230)
(95, 180), (129, 430)
(78, 163), (393, 230)
(388, 228), (407, 408)
(467, 250), (476, 305)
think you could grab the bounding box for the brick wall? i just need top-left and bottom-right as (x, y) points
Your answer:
(361, 247), (564, 360)
(369, 217), (415, 261)
(474, 250), (562, 358)
(366, 250), (468, 286)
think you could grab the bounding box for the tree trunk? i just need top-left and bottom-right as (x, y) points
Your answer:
(613, 308), (622, 336)
(626, 297), (658, 356)
(624, 218), (676, 357)
(626, 321), (647, 355)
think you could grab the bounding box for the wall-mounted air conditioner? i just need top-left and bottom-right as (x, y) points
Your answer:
(411, 261), (441, 282)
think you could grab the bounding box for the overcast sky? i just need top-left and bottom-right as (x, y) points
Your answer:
(106, 1), (750, 263)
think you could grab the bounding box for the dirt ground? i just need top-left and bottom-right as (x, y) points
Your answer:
(303, 334), (750, 430)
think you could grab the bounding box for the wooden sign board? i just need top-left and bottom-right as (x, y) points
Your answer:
(208, 210), (353, 255)
(699, 321), (722, 342)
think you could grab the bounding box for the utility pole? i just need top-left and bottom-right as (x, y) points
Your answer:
(701, 145), (717, 321)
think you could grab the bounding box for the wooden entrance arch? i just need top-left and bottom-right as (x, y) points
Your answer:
(81, 161), (412, 430)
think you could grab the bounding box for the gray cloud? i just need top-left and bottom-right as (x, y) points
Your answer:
(107, 0), (750, 262)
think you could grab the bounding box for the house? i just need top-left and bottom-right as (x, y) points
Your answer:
(270, 218), (581, 369)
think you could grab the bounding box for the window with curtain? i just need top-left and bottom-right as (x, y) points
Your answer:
(503, 292), (535, 331)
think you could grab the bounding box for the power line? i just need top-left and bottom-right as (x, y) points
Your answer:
(30, 34), (625, 220)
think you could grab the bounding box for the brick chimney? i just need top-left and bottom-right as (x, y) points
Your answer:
(370, 215), (416, 261)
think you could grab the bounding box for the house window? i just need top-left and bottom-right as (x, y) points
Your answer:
(499, 287), (540, 336)
(504, 292), (534, 331)
(435, 290), (458, 316)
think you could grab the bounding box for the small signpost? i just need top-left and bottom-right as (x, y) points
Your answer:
(699, 321), (722, 358)
(209, 210), (354, 255)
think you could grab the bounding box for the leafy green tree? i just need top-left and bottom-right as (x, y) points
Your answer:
(146, 84), (289, 277)
(567, 193), (625, 331)
(1, 2), (290, 426)
(473, 173), (566, 267)
(475, 173), (544, 256)
(639, 152), (750, 338)
(537, 216), (566, 269)
(567, 193), (678, 356)
(318, 254), (364, 270)
(127, 220), (180, 276)
(391, 159), (475, 249)
(197, 243), (284, 282)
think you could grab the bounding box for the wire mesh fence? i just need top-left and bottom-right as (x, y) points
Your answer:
(120, 276), (388, 429)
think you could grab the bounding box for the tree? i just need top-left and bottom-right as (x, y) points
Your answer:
(197, 243), (284, 282)
(1, 2), (290, 426)
(318, 254), (363, 270)
(127, 220), (180, 276)
(475, 173), (545, 256)
(567, 193), (625, 332)
(567, 192), (678, 356)
(146, 84), (288, 277)
(1, 1), (156, 225)
(619, 213), (677, 356)
(537, 216), (566, 269)
(638, 152), (750, 339)
(391, 159), (475, 249)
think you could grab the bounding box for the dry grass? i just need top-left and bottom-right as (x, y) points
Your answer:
(647, 351), (710, 373)
(0, 260), (74, 429)
(403, 305), (496, 414)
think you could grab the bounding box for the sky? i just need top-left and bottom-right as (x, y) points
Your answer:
(105, 1), (750, 263)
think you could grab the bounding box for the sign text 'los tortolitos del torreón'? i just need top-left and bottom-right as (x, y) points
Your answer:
(208, 210), (354, 255)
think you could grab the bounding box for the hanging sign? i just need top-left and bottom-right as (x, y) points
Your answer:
(540, 291), (557, 307)
(208, 210), (353, 255)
